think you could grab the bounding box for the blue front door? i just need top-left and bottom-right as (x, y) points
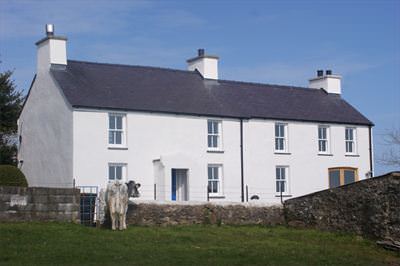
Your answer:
(171, 169), (177, 201)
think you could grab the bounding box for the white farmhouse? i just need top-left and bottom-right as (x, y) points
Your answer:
(18, 25), (374, 203)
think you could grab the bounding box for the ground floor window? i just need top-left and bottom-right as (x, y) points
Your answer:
(208, 164), (222, 195)
(276, 166), (289, 194)
(108, 163), (126, 181)
(328, 167), (358, 188)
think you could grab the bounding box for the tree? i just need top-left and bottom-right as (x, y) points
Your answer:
(0, 69), (24, 165)
(377, 128), (400, 167)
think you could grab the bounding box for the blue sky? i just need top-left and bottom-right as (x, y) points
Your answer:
(1, 0), (399, 175)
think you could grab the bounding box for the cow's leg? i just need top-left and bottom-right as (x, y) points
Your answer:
(121, 212), (127, 230)
(118, 213), (123, 230)
(111, 212), (117, 230)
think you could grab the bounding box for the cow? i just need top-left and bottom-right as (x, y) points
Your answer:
(106, 180), (129, 230)
(126, 180), (141, 198)
(104, 180), (141, 230)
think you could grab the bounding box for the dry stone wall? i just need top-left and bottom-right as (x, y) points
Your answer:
(0, 186), (80, 222)
(126, 202), (284, 226)
(284, 172), (400, 241)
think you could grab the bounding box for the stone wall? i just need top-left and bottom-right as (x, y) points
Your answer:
(284, 172), (400, 241)
(0, 186), (80, 222)
(126, 202), (284, 226)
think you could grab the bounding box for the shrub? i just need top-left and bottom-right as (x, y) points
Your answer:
(0, 165), (28, 187)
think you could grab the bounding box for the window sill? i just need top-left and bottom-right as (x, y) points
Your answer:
(345, 154), (360, 157)
(209, 195), (225, 199)
(274, 151), (291, 155)
(275, 194), (292, 198)
(108, 146), (128, 150)
(207, 150), (224, 154)
(318, 153), (333, 156)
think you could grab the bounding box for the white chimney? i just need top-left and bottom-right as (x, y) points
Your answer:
(187, 49), (219, 80)
(35, 24), (67, 73)
(309, 70), (341, 94)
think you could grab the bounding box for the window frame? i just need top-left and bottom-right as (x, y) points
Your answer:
(207, 120), (223, 151)
(345, 127), (357, 155)
(274, 123), (288, 153)
(207, 164), (223, 196)
(275, 166), (290, 195)
(328, 167), (358, 188)
(318, 125), (330, 154)
(108, 163), (127, 182)
(108, 113), (127, 148)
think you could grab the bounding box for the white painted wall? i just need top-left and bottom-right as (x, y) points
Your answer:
(187, 57), (219, 80)
(73, 111), (242, 201)
(309, 75), (341, 94)
(18, 71), (73, 188)
(244, 120), (370, 203)
(36, 38), (67, 72)
(73, 109), (371, 203)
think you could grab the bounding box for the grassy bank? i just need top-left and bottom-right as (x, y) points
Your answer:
(0, 222), (398, 265)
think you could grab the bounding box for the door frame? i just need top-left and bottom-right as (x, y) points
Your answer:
(171, 168), (189, 201)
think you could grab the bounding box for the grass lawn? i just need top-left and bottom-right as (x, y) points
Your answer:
(0, 223), (399, 265)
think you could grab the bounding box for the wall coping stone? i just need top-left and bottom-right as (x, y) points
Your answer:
(284, 171), (400, 203)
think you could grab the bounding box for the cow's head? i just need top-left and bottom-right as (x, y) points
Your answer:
(126, 180), (141, 198)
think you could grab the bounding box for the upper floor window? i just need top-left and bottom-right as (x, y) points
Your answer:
(318, 126), (330, 153)
(328, 167), (358, 188)
(108, 163), (126, 181)
(275, 123), (288, 152)
(345, 127), (356, 154)
(276, 166), (289, 194)
(109, 113), (126, 146)
(207, 120), (222, 150)
(208, 164), (223, 195)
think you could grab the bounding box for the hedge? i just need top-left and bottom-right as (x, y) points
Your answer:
(0, 165), (28, 187)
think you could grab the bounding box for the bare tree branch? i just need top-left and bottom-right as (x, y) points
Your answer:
(377, 128), (400, 167)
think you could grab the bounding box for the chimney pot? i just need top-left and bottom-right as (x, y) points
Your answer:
(326, 69), (332, 75)
(46, 24), (54, 36)
(317, 70), (324, 77)
(198, 49), (205, 57)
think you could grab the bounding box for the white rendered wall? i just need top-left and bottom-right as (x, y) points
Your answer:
(73, 111), (242, 201)
(187, 57), (218, 79)
(37, 39), (67, 72)
(73, 109), (370, 203)
(243, 120), (370, 204)
(18, 71), (73, 187)
(309, 76), (341, 94)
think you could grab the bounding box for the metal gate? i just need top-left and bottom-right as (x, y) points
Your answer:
(78, 186), (98, 226)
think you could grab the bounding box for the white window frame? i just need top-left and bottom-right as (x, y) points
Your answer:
(207, 120), (223, 151)
(345, 127), (357, 154)
(108, 163), (127, 182)
(318, 125), (330, 154)
(274, 123), (288, 153)
(207, 164), (223, 196)
(108, 113), (127, 148)
(275, 166), (290, 195)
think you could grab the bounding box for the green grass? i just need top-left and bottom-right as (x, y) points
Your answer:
(0, 223), (398, 266)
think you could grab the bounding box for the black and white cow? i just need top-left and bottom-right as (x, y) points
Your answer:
(126, 180), (141, 198)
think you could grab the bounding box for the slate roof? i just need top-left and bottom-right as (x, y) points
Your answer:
(50, 60), (373, 126)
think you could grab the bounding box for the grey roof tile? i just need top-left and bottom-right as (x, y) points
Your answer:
(50, 60), (373, 126)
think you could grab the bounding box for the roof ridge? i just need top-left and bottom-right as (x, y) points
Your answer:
(67, 59), (198, 75)
(216, 78), (312, 91)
